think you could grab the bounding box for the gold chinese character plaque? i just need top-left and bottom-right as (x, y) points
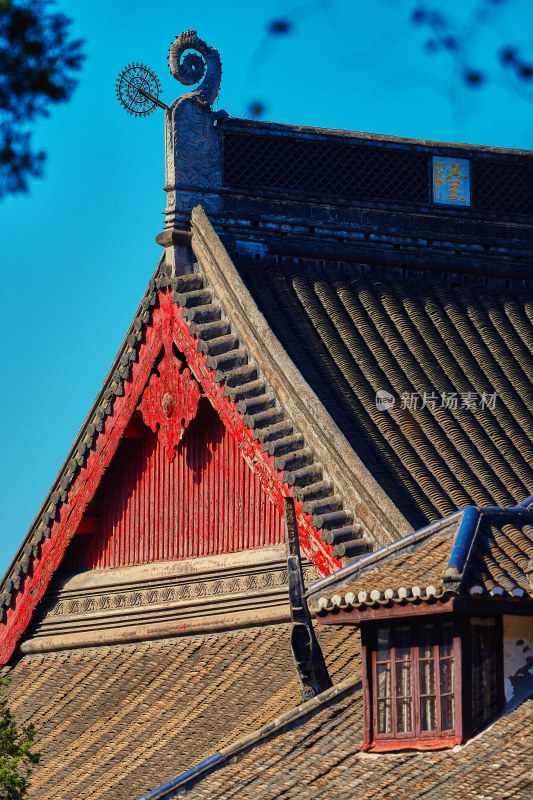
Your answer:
(432, 156), (470, 206)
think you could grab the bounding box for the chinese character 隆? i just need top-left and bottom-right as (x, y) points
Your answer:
(432, 156), (470, 206)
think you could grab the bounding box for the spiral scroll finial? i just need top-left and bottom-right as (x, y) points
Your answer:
(168, 30), (222, 108)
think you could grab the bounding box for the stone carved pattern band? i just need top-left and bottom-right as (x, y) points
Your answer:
(37, 565), (319, 622)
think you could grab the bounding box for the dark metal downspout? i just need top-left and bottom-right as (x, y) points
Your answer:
(284, 497), (332, 701)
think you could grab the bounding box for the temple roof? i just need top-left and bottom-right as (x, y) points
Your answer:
(231, 254), (533, 531)
(4, 201), (533, 659)
(3, 28), (533, 800)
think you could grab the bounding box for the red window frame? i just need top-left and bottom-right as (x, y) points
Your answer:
(366, 618), (463, 751)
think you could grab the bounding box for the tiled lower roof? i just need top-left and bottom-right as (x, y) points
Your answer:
(312, 504), (533, 615)
(170, 687), (533, 800)
(316, 529), (454, 612)
(233, 256), (533, 530)
(4, 624), (359, 800)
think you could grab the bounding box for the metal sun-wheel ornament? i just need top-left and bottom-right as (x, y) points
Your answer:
(115, 63), (168, 117)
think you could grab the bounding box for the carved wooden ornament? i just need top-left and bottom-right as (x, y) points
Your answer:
(139, 342), (201, 461)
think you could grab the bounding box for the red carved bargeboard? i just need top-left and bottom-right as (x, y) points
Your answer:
(0, 289), (338, 665)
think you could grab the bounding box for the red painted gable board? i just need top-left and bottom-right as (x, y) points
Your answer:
(62, 401), (284, 572)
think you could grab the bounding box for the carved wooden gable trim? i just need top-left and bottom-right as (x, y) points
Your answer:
(0, 285), (339, 665)
(139, 325), (201, 461)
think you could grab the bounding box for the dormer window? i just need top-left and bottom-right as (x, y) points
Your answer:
(370, 619), (459, 749)
(357, 613), (505, 751)
(314, 502), (533, 753)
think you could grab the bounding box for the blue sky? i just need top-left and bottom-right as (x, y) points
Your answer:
(0, 0), (532, 574)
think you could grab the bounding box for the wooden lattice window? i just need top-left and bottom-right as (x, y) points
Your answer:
(368, 619), (460, 749)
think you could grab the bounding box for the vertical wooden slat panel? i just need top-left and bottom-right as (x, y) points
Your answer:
(237, 440), (244, 552)
(61, 400), (285, 572)
(226, 427), (232, 555)
(192, 426), (198, 558)
(217, 432), (224, 554)
(178, 436), (184, 560)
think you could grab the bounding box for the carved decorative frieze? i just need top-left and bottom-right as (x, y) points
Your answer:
(24, 550), (319, 652)
(43, 566), (301, 621)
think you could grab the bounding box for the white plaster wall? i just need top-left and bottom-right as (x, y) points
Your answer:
(503, 615), (533, 703)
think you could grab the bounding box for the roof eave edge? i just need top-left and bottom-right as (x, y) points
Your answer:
(190, 205), (411, 547)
